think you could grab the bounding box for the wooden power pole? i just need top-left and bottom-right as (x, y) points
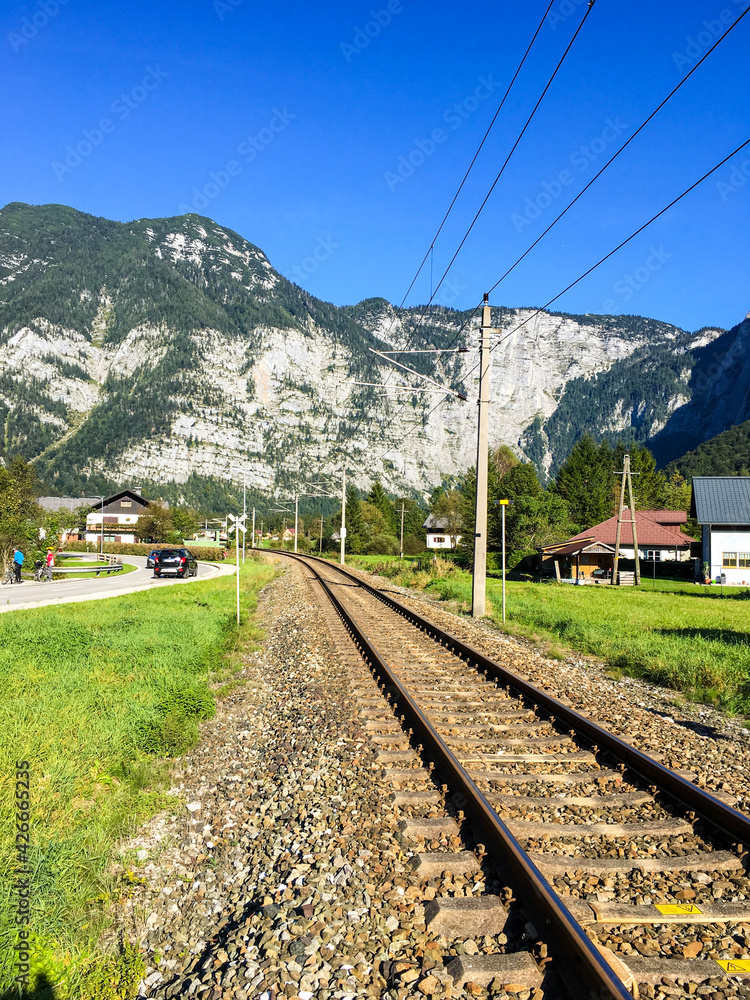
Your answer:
(612, 452), (641, 585)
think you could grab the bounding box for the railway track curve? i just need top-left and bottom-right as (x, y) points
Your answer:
(269, 550), (750, 1000)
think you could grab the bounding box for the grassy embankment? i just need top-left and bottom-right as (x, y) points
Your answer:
(349, 555), (750, 716)
(0, 556), (277, 999)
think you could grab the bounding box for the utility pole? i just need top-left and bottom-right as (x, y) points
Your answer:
(294, 493), (299, 553)
(472, 295), (493, 618)
(499, 499), (509, 624)
(399, 502), (406, 560)
(613, 452), (641, 585)
(340, 470), (347, 566)
(227, 513), (246, 624)
(251, 507), (256, 549)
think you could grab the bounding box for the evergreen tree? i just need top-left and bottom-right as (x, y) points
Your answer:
(612, 442), (665, 510)
(553, 435), (614, 528)
(367, 479), (397, 534)
(344, 485), (364, 553)
(661, 471), (692, 512)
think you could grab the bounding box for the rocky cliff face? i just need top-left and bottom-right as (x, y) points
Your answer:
(0, 203), (742, 496)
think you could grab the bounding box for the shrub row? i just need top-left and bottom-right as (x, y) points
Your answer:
(62, 540), (228, 561)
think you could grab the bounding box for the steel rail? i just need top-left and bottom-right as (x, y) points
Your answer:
(282, 551), (633, 1000)
(291, 551), (750, 852)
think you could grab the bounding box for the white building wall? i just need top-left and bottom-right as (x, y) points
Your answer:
(710, 528), (750, 585)
(426, 533), (461, 550)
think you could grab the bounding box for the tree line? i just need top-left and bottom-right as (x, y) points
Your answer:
(1, 434), (695, 570)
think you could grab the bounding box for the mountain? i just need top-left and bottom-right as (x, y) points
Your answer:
(665, 420), (750, 479)
(522, 314), (750, 477)
(0, 202), (745, 498)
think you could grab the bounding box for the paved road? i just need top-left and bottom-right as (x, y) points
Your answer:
(0, 556), (234, 613)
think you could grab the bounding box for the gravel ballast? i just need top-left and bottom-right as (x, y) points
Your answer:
(104, 556), (750, 1000)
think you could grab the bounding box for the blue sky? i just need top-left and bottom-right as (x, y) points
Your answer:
(2, 0), (748, 331)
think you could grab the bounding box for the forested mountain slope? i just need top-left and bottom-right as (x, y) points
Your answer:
(0, 202), (743, 497)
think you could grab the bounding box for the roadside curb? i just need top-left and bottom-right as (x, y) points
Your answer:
(0, 562), (236, 614)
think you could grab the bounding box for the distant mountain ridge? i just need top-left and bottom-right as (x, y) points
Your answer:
(666, 420), (750, 479)
(0, 202), (746, 498)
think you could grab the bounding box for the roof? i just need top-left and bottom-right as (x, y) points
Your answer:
(423, 514), (450, 532)
(690, 477), (750, 525)
(542, 539), (616, 557)
(639, 510), (688, 525)
(88, 489), (150, 511)
(564, 511), (691, 549)
(37, 496), (101, 511)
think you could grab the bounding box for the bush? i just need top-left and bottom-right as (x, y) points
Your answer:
(362, 533), (399, 556)
(61, 540), (226, 561)
(403, 534), (425, 556)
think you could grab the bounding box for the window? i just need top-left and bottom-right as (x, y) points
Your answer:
(120, 500), (132, 508)
(433, 536), (445, 544)
(723, 552), (737, 568)
(739, 553), (750, 568)
(646, 550), (661, 562)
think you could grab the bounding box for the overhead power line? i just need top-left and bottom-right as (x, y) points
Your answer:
(479, 135), (750, 368)
(402, 0), (599, 341)
(487, 3), (750, 298)
(379, 134), (750, 466)
(359, 0), (599, 466)
(387, 3), (750, 434)
(386, 0), (559, 325)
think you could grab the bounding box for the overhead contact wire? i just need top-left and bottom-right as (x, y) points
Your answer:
(487, 3), (750, 297)
(367, 0), (598, 461)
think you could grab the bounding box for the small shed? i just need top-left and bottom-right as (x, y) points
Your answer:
(540, 537), (615, 581)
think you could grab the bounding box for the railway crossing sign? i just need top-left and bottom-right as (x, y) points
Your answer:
(228, 513), (247, 534)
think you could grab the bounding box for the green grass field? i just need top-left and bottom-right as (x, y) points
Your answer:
(0, 557), (277, 998)
(350, 556), (750, 717)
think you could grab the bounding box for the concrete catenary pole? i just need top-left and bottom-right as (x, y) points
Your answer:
(294, 493), (299, 554)
(471, 295), (493, 618)
(400, 502), (405, 560)
(251, 507), (256, 549)
(340, 470), (347, 566)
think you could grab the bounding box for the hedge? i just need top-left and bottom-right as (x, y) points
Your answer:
(61, 541), (230, 561)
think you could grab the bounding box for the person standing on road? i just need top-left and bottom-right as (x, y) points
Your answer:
(12, 547), (24, 583)
(45, 548), (55, 581)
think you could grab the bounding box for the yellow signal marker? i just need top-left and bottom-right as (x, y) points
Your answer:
(716, 959), (750, 974)
(654, 903), (703, 916)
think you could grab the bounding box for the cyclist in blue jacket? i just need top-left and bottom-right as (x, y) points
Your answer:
(12, 548), (24, 583)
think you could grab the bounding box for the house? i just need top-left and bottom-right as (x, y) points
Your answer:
(690, 477), (750, 585)
(540, 510), (692, 581)
(85, 489), (150, 545)
(37, 496), (102, 543)
(423, 513), (461, 550)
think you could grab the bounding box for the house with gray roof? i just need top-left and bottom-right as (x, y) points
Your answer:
(690, 477), (750, 585)
(422, 513), (462, 550)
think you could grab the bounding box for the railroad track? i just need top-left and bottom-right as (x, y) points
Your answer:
(273, 550), (750, 999)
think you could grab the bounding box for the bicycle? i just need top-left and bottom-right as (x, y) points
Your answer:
(33, 561), (52, 582)
(1, 566), (16, 585)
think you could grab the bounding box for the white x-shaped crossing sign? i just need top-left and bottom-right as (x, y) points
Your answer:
(228, 513), (247, 534)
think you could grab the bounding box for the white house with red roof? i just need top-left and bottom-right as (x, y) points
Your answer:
(540, 510), (693, 581)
